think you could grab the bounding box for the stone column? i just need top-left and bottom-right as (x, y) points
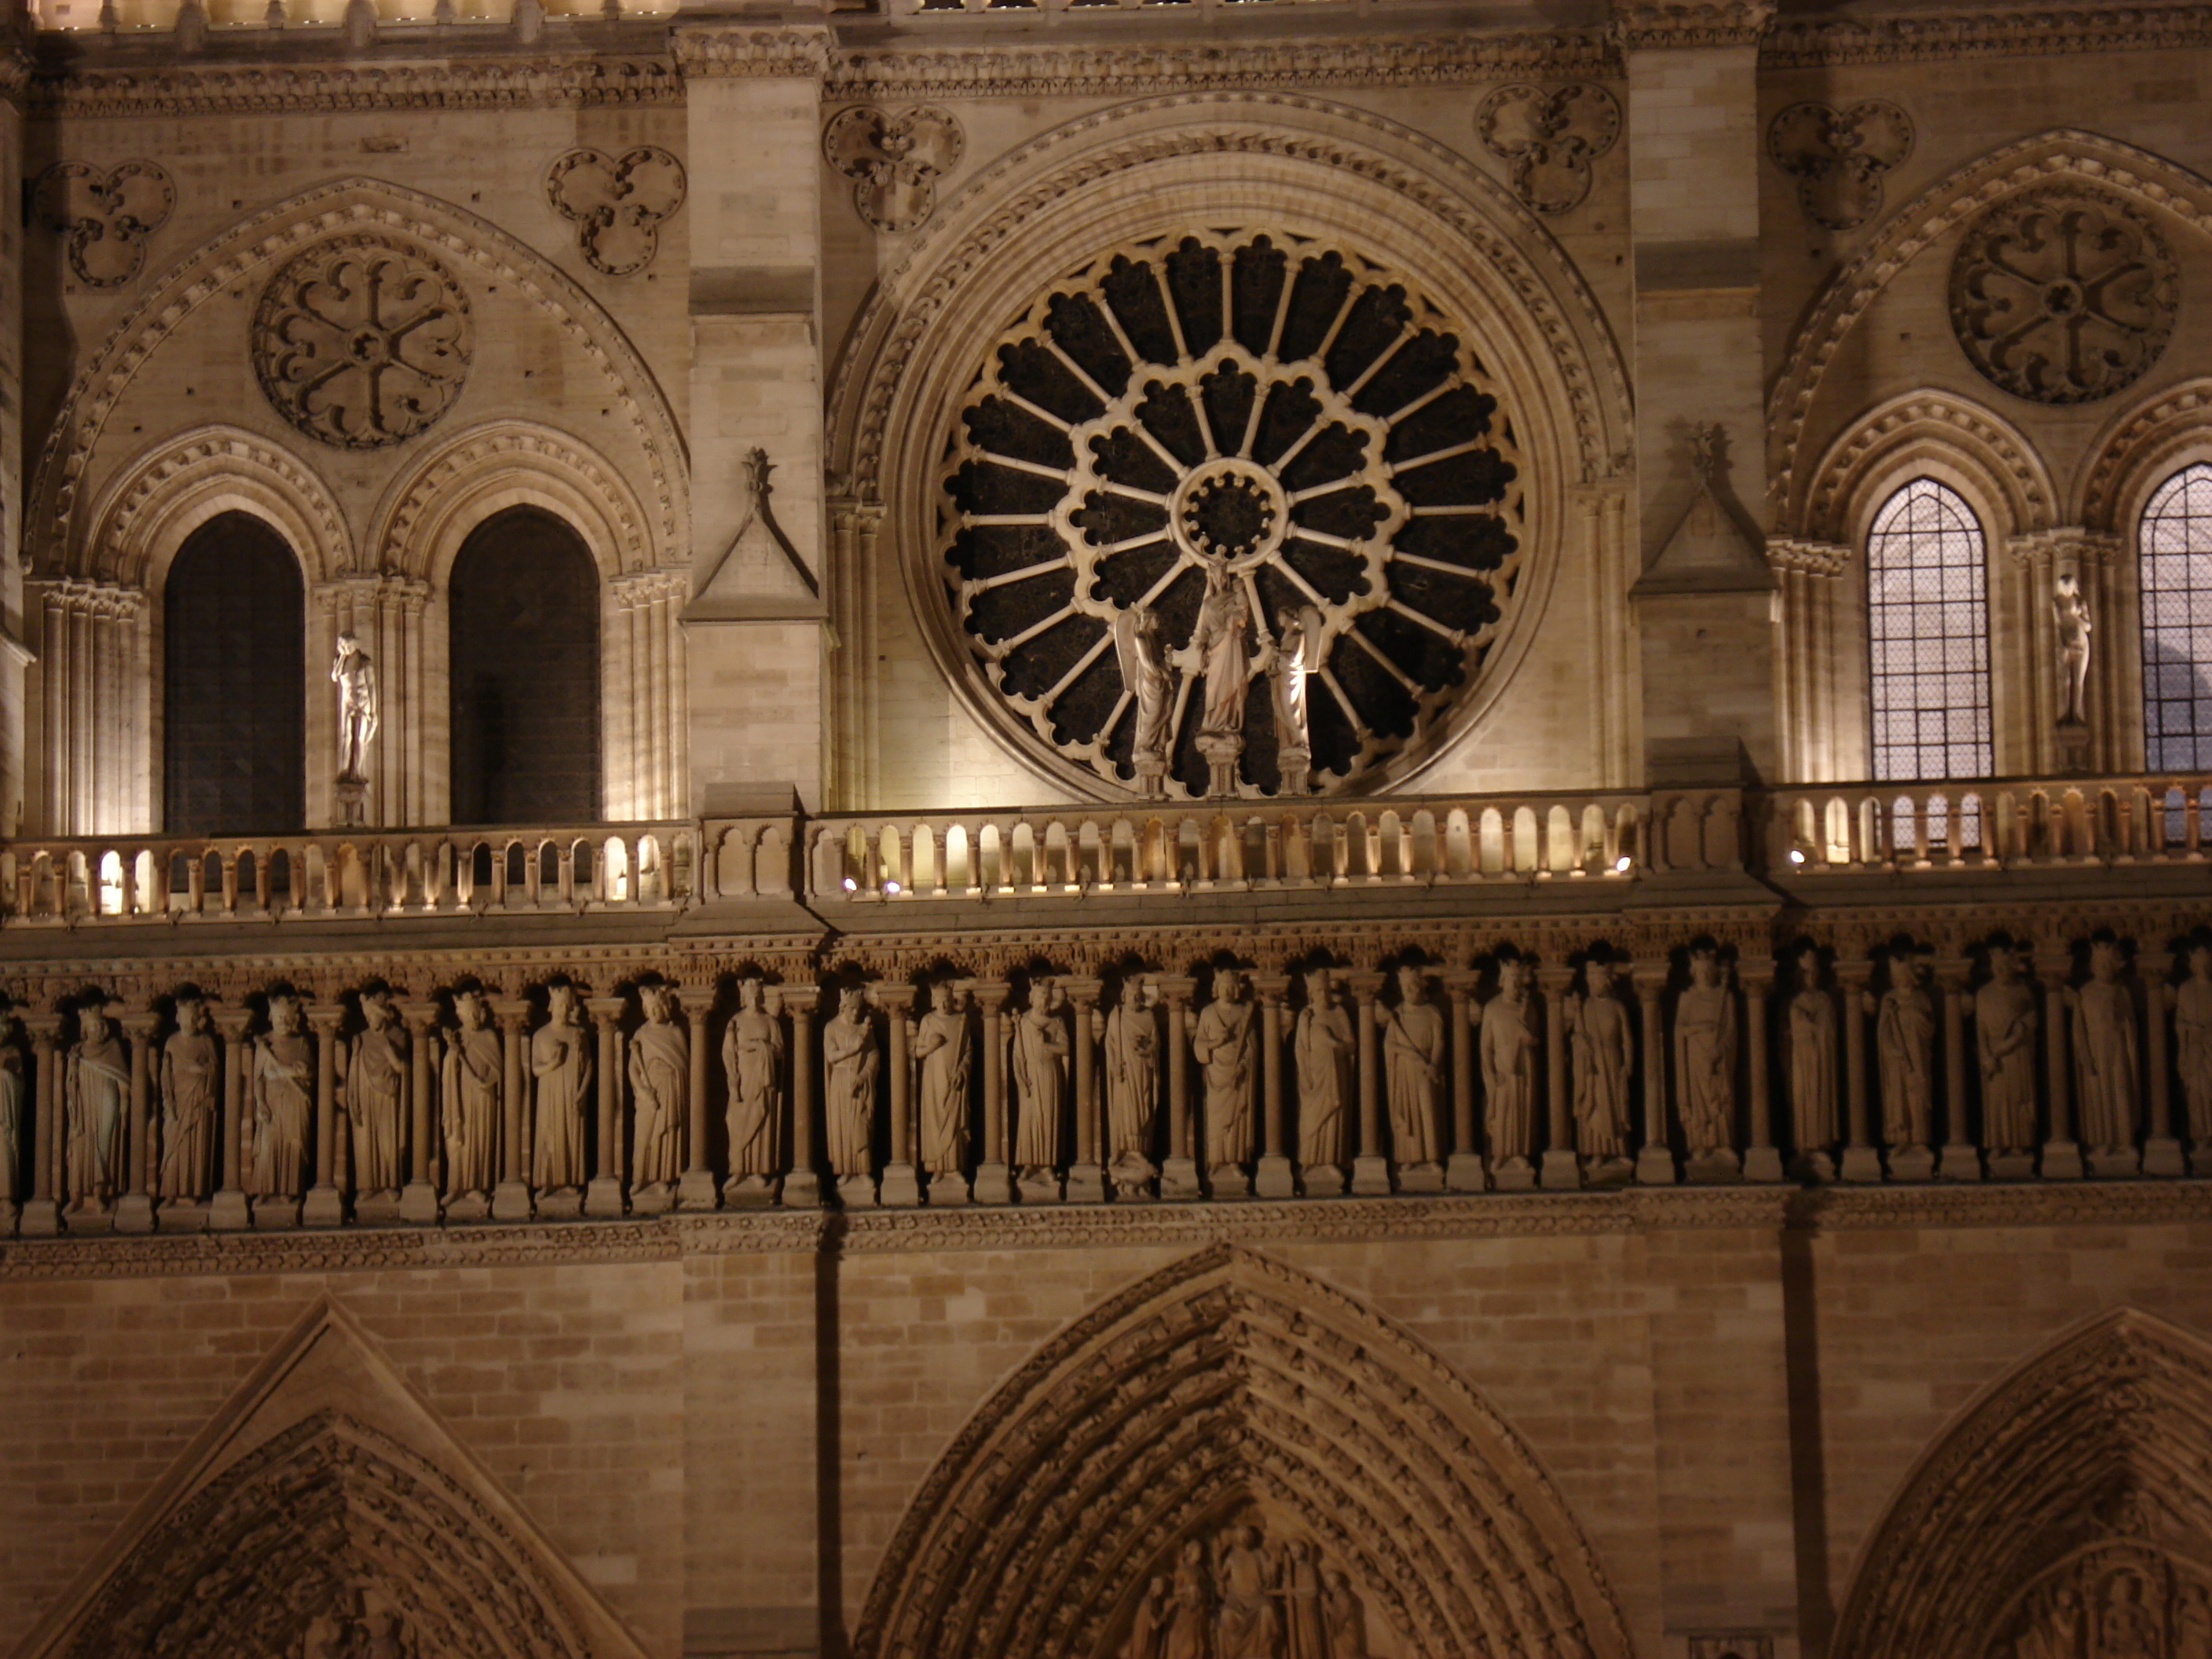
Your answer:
(115, 1008), (159, 1232)
(1158, 976), (1199, 1200)
(1739, 960), (1783, 1183)
(211, 1005), (252, 1231)
(1634, 968), (1675, 1185)
(1445, 969), (1485, 1192)
(303, 1004), (347, 1227)
(2143, 952), (2185, 1177)
(874, 983), (922, 1208)
(397, 1001), (441, 1223)
(677, 985), (720, 1211)
(1838, 962), (1882, 1183)
(1349, 970), (1390, 1195)
(778, 987), (822, 1207)
(972, 982), (1014, 1205)
(20, 1014), (58, 1236)
(1064, 977), (1107, 1203)
(1537, 965), (1581, 1189)
(492, 997), (533, 1220)
(1933, 963), (1981, 1181)
(1251, 975), (1293, 1199)
(2039, 953), (2085, 1179)
(584, 995), (628, 1218)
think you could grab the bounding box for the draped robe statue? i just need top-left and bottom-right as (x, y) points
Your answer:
(913, 983), (971, 1176)
(722, 978), (784, 1184)
(1382, 967), (1444, 1169)
(158, 998), (220, 1200)
(1567, 961), (1633, 1163)
(1292, 970), (1353, 1170)
(66, 1006), (130, 1208)
(531, 983), (591, 1192)
(441, 990), (501, 1201)
(1481, 961), (1538, 1170)
(349, 990), (409, 1198)
(1876, 957), (1936, 1151)
(2177, 945), (2212, 1146)
(1011, 981), (1069, 1174)
(2073, 942), (2139, 1155)
(1104, 984), (1162, 1177)
(628, 984), (688, 1192)
(248, 997), (313, 1200)
(0, 1019), (22, 1207)
(822, 987), (879, 1180)
(1673, 950), (1737, 1157)
(1788, 949), (1839, 1170)
(1192, 969), (1257, 1171)
(1976, 947), (2039, 1154)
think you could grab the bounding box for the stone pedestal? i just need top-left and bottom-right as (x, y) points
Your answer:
(303, 1187), (346, 1227)
(1936, 1143), (1983, 1181)
(1302, 1163), (1346, 1197)
(1840, 1145), (1884, 1183)
(114, 1192), (155, 1232)
(2056, 720), (2092, 775)
(1064, 1165), (1107, 1204)
(1016, 1168), (1062, 1204)
(1449, 1151), (1489, 1192)
(837, 1171), (879, 1210)
(2040, 1141), (2086, 1180)
(1685, 1149), (1742, 1185)
(2086, 1145), (2143, 1179)
(1988, 1151), (2038, 1181)
(928, 1171), (970, 1207)
(675, 1167), (720, 1212)
(1350, 1155), (1391, 1196)
(1887, 1145), (1936, 1182)
(1207, 1163), (1251, 1199)
(879, 1163), (922, 1207)
(582, 1177), (625, 1219)
(1159, 1155), (1201, 1201)
(335, 775), (368, 827)
(972, 1161), (1014, 1205)
(726, 1173), (779, 1208)
(1540, 1148), (1582, 1189)
(2145, 1137), (2187, 1177)
(1254, 1154), (1295, 1199)
(19, 1198), (59, 1236)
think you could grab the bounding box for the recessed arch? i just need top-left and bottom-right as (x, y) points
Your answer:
(2077, 375), (2212, 537)
(1793, 390), (2056, 551)
(853, 1243), (1632, 1659)
(1833, 1306), (2212, 1659)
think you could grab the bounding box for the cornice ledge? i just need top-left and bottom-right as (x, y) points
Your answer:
(1612, 0), (1774, 49)
(1787, 1178), (2212, 1231)
(821, 30), (1618, 98)
(31, 56), (683, 117)
(0, 1220), (679, 1280)
(1763, 5), (2212, 68)
(672, 21), (830, 78)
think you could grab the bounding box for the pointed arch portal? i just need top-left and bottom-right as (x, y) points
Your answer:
(855, 1243), (1631, 1659)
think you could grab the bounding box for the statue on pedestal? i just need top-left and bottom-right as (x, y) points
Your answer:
(723, 978), (784, 1185)
(823, 987), (880, 1181)
(1114, 608), (1177, 800)
(248, 995), (313, 1201)
(157, 997), (219, 1200)
(1673, 948), (1738, 1159)
(1975, 946), (2039, 1155)
(914, 981), (971, 1177)
(1292, 969), (1353, 1171)
(1567, 960), (1633, 1170)
(441, 990), (501, 1202)
(65, 1005), (130, 1210)
(1381, 965), (1445, 1173)
(1192, 968), (1257, 1172)
(1480, 959), (1539, 1177)
(1103, 981), (1161, 1179)
(1011, 979), (1069, 1178)
(628, 983), (688, 1195)
(531, 983), (591, 1195)
(348, 989), (409, 1199)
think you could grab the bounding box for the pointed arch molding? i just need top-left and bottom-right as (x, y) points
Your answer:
(1771, 130), (2212, 506)
(853, 1244), (1634, 1659)
(1833, 1307), (2212, 1659)
(27, 177), (687, 580)
(2078, 375), (2212, 533)
(1790, 390), (2056, 549)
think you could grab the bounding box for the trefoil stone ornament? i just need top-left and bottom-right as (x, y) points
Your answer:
(1766, 100), (1913, 231)
(824, 104), (964, 233)
(546, 145), (687, 276)
(31, 160), (175, 288)
(1474, 83), (1621, 214)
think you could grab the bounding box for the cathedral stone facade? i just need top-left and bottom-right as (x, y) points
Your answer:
(2, 1), (2212, 1656)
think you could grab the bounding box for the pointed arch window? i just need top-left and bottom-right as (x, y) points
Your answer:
(1866, 478), (1994, 781)
(2138, 462), (2212, 771)
(163, 511), (306, 833)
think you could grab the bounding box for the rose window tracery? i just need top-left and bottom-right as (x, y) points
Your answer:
(942, 229), (1525, 799)
(1948, 190), (2177, 406)
(252, 236), (473, 449)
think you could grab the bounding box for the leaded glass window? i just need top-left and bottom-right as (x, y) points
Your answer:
(1866, 478), (1994, 782)
(2138, 462), (2212, 771)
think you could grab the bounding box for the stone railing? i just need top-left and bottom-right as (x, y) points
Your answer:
(0, 823), (700, 924)
(884, 0), (1466, 19)
(1769, 775), (2212, 871)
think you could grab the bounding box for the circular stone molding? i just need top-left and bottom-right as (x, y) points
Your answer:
(1948, 189), (2177, 406)
(252, 235), (473, 450)
(942, 226), (1525, 799)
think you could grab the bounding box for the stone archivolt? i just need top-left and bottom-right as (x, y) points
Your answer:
(1789, 389), (2056, 551)
(1832, 1308), (2212, 1659)
(855, 1243), (1631, 1659)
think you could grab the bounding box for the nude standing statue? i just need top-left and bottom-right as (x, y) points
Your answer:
(348, 989), (409, 1199)
(1673, 948), (1738, 1158)
(1103, 981), (1162, 1179)
(628, 983), (689, 1194)
(913, 981), (971, 1177)
(441, 989), (501, 1203)
(531, 983), (592, 1195)
(1292, 968), (1353, 1171)
(1011, 979), (1070, 1177)
(1975, 946), (2039, 1154)
(1787, 947), (1839, 1177)
(1192, 969), (1257, 1175)
(331, 630), (379, 785)
(158, 996), (220, 1200)
(2054, 571), (2093, 727)
(1875, 954), (1936, 1153)
(1566, 960), (1633, 1169)
(822, 987), (880, 1182)
(722, 978), (784, 1186)
(249, 995), (313, 1200)
(1481, 959), (1539, 1177)
(2176, 944), (2212, 1148)
(1382, 965), (1445, 1171)
(2071, 939), (2138, 1157)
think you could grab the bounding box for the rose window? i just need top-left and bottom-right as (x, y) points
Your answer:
(941, 229), (1525, 798)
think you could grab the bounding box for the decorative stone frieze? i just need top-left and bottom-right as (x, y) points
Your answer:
(545, 146), (687, 276)
(30, 160), (174, 288)
(1474, 83), (1620, 214)
(1763, 7), (2212, 68)
(1611, 0), (1775, 49)
(31, 58), (684, 117)
(671, 24), (830, 79)
(823, 104), (963, 233)
(1767, 100), (1913, 232)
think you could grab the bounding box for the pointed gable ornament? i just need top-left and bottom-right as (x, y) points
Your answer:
(686, 447), (822, 621)
(1631, 422), (1777, 596)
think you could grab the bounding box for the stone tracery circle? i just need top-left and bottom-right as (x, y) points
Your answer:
(252, 234), (473, 449)
(941, 227), (1525, 799)
(1948, 189), (2177, 406)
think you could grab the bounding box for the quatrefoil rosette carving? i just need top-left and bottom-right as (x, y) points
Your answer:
(546, 146), (687, 276)
(1767, 99), (1914, 232)
(251, 236), (472, 451)
(31, 160), (174, 287)
(1474, 84), (1620, 214)
(942, 228), (1525, 800)
(1949, 189), (2177, 406)
(825, 104), (964, 234)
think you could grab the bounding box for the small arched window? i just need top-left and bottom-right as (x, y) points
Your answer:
(2137, 462), (2212, 771)
(449, 506), (602, 825)
(163, 511), (306, 833)
(1866, 478), (1994, 781)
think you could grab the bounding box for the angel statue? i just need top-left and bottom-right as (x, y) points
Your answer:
(1114, 606), (1178, 799)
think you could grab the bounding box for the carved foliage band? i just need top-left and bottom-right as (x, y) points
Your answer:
(825, 104), (964, 233)
(32, 160), (175, 287)
(547, 145), (687, 276)
(1767, 100), (1913, 232)
(1474, 84), (1621, 214)
(1949, 190), (2177, 406)
(253, 236), (474, 450)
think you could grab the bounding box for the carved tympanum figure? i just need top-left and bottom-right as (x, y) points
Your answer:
(1293, 969), (1354, 1172)
(1104, 982), (1161, 1178)
(441, 989), (501, 1202)
(1192, 969), (1257, 1174)
(1674, 949), (1738, 1157)
(629, 983), (688, 1193)
(1214, 1525), (1280, 1658)
(2073, 940), (2139, 1155)
(1481, 960), (1539, 1176)
(823, 987), (880, 1181)
(64, 1005), (130, 1210)
(723, 978), (784, 1185)
(913, 981), (971, 1176)
(1382, 966), (1445, 1172)
(1011, 980), (1070, 1177)
(0, 1016), (22, 1207)
(1323, 1569), (1371, 1658)
(158, 996), (219, 1200)
(531, 984), (591, 1194)
(348, 990), (408, 1199)
(1567, 960), (1633, 1166)
(246, 996), (313, 1201)
(1122, 1521), (1368, 1659)
(1976, 946), (2040, 1154)
(1787, 947), (1840, 1175)
(2177, 945), (2212, 1147)
(1876, 954), (1937, 1153)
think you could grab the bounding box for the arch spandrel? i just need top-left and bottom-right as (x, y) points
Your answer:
(1833, 1307), (2212, 1659)
(855, 1243), (1632, 1659)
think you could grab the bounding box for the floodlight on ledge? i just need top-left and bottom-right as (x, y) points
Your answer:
(1788, 848), (1807, 866)
(884, 880), (902, 895)
(842, 877), (858, 892)
(1613, 855), (1632, 873)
